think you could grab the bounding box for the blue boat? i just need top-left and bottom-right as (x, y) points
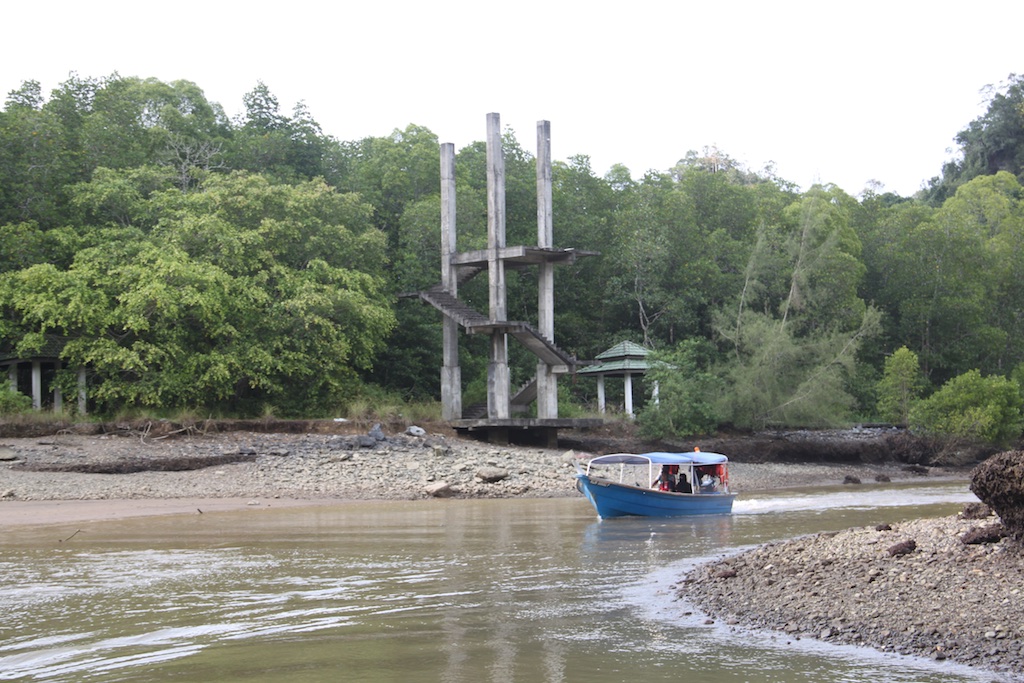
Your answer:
(575, 451), (736, 519)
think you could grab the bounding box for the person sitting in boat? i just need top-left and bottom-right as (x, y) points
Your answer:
(695, 466), (719, 492)
(674, 474), (692, 493)
(654, 465), (678, 491)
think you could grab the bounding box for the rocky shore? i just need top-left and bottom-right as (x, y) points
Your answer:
(680, 514), (1024, 679)
(0, 424), (960, 503)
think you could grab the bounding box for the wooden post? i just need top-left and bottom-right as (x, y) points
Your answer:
(440, 142), (462, 421)
(7, 363), (16, 393)
(536, 120), (557, 419)
(486, 113), (510, 419)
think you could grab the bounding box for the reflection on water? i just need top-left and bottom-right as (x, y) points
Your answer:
(0, 484), (1014, 682)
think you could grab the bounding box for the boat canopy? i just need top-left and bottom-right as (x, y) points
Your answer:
(586, 452), (728, 467)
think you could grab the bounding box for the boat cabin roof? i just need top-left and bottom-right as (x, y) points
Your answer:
(587, 452), (728, 467)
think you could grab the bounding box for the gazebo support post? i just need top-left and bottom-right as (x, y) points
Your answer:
(624, 372), (634, 419)
(31, 361), (42, 410)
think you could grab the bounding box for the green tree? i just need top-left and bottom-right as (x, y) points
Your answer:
(637, 339), (723, 438)
(909, 369), (1024, 446)
(876, 346), (925, 425)
(0, 387), (32, 415)
(926, 74), (1024, 203)
(0, 171), (395, 416)
(0, 87), (76, 226)
(714, 185), (880, 429)
(226, 82), (331, 182)
(334, 124), (441, 244)
(714, 306), (880, 429)
(875, 174), (1023, 382)
(777, 185), (867, 334)
(551, 155), (619, 358)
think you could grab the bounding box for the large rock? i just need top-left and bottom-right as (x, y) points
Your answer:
(425, 481), (453, 497)
(970, 451), (1024, 541)
(369, 423), (386, 441)
(475, 467), (509, 483)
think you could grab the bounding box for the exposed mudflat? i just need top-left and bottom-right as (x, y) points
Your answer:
(0, 422), (967, 504)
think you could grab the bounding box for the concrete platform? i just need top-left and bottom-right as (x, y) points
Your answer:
(451, 418), (604, 447)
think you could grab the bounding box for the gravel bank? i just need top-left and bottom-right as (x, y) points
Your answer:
(0, 429), (957, 503)
(681, 515), (1024, 680)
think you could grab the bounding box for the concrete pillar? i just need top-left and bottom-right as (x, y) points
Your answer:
(624, 372), (634, 419)
(31, 361), (42, 410)
(597, 375), (606, 414)
(486, 112), (507, 322)
(53, 360), (63, 413)
(536, 120), (557, 419)
(486, 112), (509, 419)
(440, 142), (462, 421)
(488, 334), (510, 419)
(77, 367), (87, 416)
(7, 363), (16, 392)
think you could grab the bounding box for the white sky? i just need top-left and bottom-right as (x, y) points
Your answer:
(2, 0), (1021, 197)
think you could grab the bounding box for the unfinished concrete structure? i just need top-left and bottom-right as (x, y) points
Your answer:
(409, 113), (599, 444)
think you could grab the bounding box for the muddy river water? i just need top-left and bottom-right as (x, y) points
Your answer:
(0, 482), (1003, 682)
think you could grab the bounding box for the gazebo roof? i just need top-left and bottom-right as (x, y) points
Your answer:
(595, 340), (649, 361)
(0, 335), (66, 363)
(578, 341), (654, 376)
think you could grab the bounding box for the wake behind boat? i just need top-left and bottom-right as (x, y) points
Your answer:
(575, 450), (736, 519)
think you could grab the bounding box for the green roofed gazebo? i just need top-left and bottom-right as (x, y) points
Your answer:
(577, 341), (658, 419)
(1, 335), (87, 414)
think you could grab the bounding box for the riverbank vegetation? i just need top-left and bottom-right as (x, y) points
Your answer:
(3, 73), (1024, 446)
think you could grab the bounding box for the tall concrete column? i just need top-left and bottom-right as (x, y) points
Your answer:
(597, 375), (606, 414)
(536, 120), (557, 419)
(486, 113), (509, 419)
(31, 361), (42, 410)
(440, 142), (462, 420)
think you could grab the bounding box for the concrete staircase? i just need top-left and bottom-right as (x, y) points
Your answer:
(410, 287), (575, 370)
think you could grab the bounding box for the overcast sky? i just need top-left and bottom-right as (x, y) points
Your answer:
(3, 1), (1021, 196)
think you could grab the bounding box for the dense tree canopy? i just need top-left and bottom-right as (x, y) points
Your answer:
(927, 74), (1024, 204)
(3, 72), (1024, 444)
